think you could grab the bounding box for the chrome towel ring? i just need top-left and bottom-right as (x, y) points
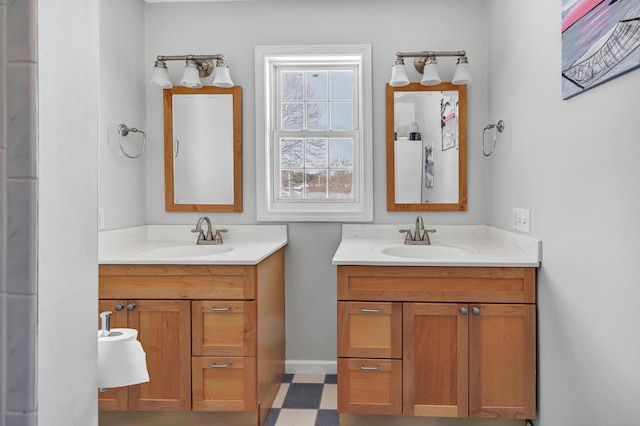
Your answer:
(118, 124), (146, 159)
(482, 120), (504, 157)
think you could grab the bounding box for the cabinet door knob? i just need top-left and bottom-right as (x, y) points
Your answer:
(210, 362), (232, 368)
(472, 307), (481, 316)
(460, 307), (468, 315)
(210, 306), (231, 312)
(359, 364), (380, 371)
(114, 304), (124, 311)
(360, 308), (380, 313)
(126, 303), (136, 311)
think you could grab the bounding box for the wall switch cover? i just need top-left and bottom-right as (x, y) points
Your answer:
(98, 208), (105, 230)
(512, 208), (530, 233)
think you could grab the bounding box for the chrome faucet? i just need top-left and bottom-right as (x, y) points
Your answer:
(191, 216), (228, 245)
(400, 215), (436, 245)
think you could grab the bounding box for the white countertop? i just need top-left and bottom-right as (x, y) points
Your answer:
(99, 225), (288, 265)
(332, 224), (542, 267)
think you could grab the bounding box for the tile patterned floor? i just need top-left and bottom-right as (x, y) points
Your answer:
(265, 374), (339, 426)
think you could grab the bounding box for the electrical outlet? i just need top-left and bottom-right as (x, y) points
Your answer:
(512, 208), (530, 233)
(98, 208), (105, 230)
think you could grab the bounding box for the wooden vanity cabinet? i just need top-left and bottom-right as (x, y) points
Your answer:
(337, 265), (536, 420)
(97, 299), (191, 411)
(98, 249), (285, 425)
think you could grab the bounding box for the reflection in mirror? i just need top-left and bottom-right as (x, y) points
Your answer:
(163, 86), (242, 212)
(386, 83), (467, 211)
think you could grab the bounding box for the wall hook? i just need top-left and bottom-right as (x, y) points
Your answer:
(482, 119), (504, 156)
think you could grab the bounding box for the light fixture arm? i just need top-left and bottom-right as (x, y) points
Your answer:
(156, 54), (226, 78)
(395, 50), (467, 74)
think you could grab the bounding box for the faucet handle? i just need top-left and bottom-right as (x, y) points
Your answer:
(212, 228), (228, 244)
(399, 229), (414, 242)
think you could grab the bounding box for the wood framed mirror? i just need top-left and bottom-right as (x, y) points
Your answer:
(163, 86), (242, 212)
(386, 82), (467, 211)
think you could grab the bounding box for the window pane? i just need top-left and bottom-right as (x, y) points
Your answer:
(307, 71), (328, 100)
(280, 138), (304, 167)
(330, 70), (353, 100)
(280, 169), (304, 199)
(330, 102), (353, 130)
(305, 169), (328, 199)
(282, 102), (304, 130)
(329, 138), (353, 167)
(281, 71), (303, 100)
(305, 138), (328, 167)
(329, 170), (353, 198)
(307, 102), (328, 130)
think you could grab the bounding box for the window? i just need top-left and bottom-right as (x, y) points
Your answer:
(255, 45), (373, 222)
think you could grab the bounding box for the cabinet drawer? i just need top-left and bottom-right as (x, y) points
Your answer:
(99, 264), (257, 300)
(338, 302), (402, 359)
(338, 358), (402, 415)
(192, 357), (256, 412)
(338, 265), (536, 303)
(192, 301), (256, 356)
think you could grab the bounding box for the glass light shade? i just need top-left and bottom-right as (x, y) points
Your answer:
(150, 65), (173, 88)
(180, 62), (203, 88)
(420, 62), (441, 86)
(389, 64), (410, 87)
(212, 64), (234, 88)
(452, 62), (472, 85)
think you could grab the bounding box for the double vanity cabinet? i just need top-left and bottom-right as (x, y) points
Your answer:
(98, 225), (287, 426)
(333, 225), (541, 424)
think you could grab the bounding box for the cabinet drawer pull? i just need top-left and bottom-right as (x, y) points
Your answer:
(360, 308), (380, 313)
(210, 362), (232, 368)
(210, 306), (231, 312)
(359, 364), (380, 371)
(472, 307), (481, 316)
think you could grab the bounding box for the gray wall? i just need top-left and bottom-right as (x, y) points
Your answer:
(1, 0), (38, 424)
(141, 0), (488, 368)
(487, 1), (640, 425)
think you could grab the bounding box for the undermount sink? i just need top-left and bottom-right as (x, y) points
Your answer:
(374, 243), (476, 259)
(138, 243), (233, 258)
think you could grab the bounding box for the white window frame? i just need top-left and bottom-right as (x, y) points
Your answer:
(255, 45), (373, 222)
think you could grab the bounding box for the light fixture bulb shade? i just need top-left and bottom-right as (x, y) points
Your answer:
(389, 64), (410, 87)
(180, 63), (203, 88)
(420, 62), (441, 86)
(212, 65), (234, 88)
(150, 66), (173, 88)
(452, 62), (472, 85)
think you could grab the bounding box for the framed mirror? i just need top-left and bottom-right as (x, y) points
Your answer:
(386, 82), (467, 211)
(163, 86), (242, 212)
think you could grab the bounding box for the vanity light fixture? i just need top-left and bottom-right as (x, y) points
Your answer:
(389, 50), (471, 87)
(150, 54), (234, 89)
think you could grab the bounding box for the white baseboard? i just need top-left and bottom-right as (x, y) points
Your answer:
(285, 360), (337, 375)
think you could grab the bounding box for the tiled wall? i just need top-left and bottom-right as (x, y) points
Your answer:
(1, 0), (39, 425)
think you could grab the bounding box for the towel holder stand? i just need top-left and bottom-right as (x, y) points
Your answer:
(482, 120), (504, 157)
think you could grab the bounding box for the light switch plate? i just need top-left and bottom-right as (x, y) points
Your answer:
(98, 208), (105, 230)
(512, 208), (530, 233)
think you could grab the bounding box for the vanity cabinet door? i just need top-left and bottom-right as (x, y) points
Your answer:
(98, 300), (129, 411)
(128, 300), (192, 411)
(192, 301), (256, 356)
(403, 303), (469, 418)
(192, 356), (257, 411)
(337, 358), (402, 415)
(338, 302), (402, 359)
(469, 304), (536, 419)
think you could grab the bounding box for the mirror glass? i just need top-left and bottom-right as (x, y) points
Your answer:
(163, 86), (242, 212)
(386, 82), (467, 211)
